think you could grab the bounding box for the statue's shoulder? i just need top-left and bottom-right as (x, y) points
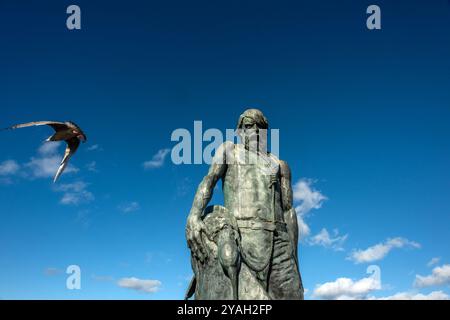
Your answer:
(213, 141), (236, 165)
(278, 158), (288, 167)
(278, 159), (291, 178)
(219, 141), (236, 157)
(221, 140), (235, 151)
(267, 152), (284, 166)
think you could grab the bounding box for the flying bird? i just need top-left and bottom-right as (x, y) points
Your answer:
(1, 121), (87, 182)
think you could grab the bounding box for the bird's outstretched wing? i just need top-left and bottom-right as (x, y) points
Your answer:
(2, 121), (67, 132)
(53, 137), (80, 182)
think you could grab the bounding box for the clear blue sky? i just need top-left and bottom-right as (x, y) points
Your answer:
(0, 0), (449, 299)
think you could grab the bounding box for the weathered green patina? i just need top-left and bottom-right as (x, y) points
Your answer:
(185, 109), (304, 300)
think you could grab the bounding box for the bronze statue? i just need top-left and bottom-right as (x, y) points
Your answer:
(185, 109), (304, 300)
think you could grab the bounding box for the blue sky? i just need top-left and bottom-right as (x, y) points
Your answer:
(0, 0), (450, 299)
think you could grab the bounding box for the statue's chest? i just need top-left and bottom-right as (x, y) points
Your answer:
(224, 149), (280, 190)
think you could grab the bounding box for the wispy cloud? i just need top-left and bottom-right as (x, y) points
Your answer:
(53, 181), (94, 205)
(0, 143), (80, 183)
(118, 201), (140, 213)
(85, 161), (98, 172)
(145, 251), (174, 265)
(427, 257), (441, 267)
(293, 178), (327, 215)
(87, 144), (101, 152)
(0, 160), (20, 176)
(117, 277), (161, 293)
(347, 237), (421, 264)
(308, 228), (348, 251)
(44, 267), (62, 276)
(297, 218), (311, 240)
(75, 209), (94, 229)
(176, 177), (192, 198)
(414, 264), (450, 288)
(25, 142), (78, 179)
(293, 178), (327, 239)
(143, 149), (170, 169)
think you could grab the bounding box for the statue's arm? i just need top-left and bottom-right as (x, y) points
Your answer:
(188, 142), (230, 219)
(188, 162), (226, 219)
(280, 160), (299, 261)
(186, 142), (230, 262)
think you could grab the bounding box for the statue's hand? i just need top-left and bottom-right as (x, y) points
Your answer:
(186, 216), (207, 263)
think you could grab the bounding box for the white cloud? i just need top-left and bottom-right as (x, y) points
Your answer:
(0, 143), (80, 182)
(44, 267), (62, 276)
(293, 178), (327, 240)
(86, 161), (98, 172)
(143, 149), (170, 169)
(308, 228), (348, 251)
(87, 144), (101, 151)
(427, 257), (441, 267)
(53, 181), (94, 205)
(119, 201), (140, 213)
(38, 142), (60, 156)
(117, 277), (161, 293)
(25, 142), (78, 179)
(313, 275), (381, 300)
(312, 265), (449, 300)
(374, 290), (449, 300)
(75, 209), (92, 229)
(347, 237), (421, 264)
(0, 160), (20, 176)
(297, 217), (311, 239)
(293, 178), (327, 216)
(414, 264), (450, 288)
(26, 156), (64, 178)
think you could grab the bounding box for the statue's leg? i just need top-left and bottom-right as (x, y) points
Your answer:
(268, 230), (304, 300)
(218, 228), (240, 300)
(237, 228), (274, 300)
(238, 263), (271, 300)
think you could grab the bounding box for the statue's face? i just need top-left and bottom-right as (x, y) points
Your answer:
(241, 117), (259, 143)
(242, 117), (258, 130)
(239, 116), (267, 152)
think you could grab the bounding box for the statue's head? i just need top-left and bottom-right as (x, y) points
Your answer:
(236, 108), (269, 131)
(236, 108), (269, 152)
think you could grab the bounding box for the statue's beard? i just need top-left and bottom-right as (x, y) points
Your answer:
(243, 134), (267, 153)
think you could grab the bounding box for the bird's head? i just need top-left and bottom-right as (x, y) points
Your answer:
(68, 121), (87, 143)
(71, 130), (87, 142)
(78, 133), (87, 142)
